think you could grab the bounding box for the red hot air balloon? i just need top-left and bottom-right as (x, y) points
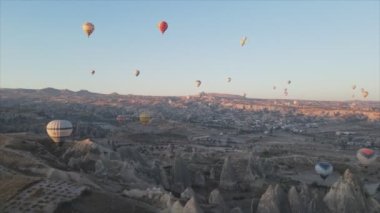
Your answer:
(357, 148), (377, 166)
(116, 115), (128, 124)
(158, 21), (168, 34)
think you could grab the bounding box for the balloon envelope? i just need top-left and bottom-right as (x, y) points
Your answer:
(46, 120), (73, 143)
(195, 80), (202, 88)
(116, 115), (127, 123)
(139, 112), (151, 125)
(362, 91), (369, 98)
(158, 21), (168, 34)
(315, 162), (333, 180)
(135, 69), (140, 77)
(357, 148), (377, 166)
(82, 22), (95, 38)
(240, 36), (247, 47)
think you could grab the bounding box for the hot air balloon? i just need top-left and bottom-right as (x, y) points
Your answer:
(284, 88), (288, 96)
(82, 22), (95, 38)
(352, 85), (356, 90)
(116, 115), (127, 124)
(362, 90), (369, 98)
(273, 86), (277, 90)
(134, 69), (140, 77)
(46, 120), (73, 143)
(357, 148), (377, 166)
(287, 80), (291, 85)
(91, 70), (95, 75)
(315, 162), (333, 180)
(139, 112), (151, 125)
(195, 80), (202, 88)
(226, 77), (231, 83)
(240, 36), (247, 47)
(158, 21), (168, 34)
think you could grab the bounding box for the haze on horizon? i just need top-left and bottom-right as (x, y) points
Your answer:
(1, 1), (379, 101)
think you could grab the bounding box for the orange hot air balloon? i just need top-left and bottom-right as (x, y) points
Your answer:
(158, 21), (168, 34)
(82, 22), (95, 38)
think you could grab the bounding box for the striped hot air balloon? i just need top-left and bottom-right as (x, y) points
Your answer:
(315, 162), (333, 180)
(46, 120), (73, 143)
(357, 148), (377, 166)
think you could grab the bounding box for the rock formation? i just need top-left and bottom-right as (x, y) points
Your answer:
(172, 155), (191, 194)
(288, 186), (305, 213)
(323, 169), (380, 213)
(208, 188), (227, 212)
(183, 196), (203, 213)
(219, 156), (237, 190)
(170, 200), (184, 213)
(256, 184), (291, 213)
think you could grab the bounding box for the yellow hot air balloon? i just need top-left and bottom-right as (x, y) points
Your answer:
(240, 36), (247, 47)
(139, 112), (151, 125)
(46, 120), (73, 143)
(82, 22), (95, 38)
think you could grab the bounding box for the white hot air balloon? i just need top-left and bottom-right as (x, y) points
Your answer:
(315, 162), (333, 180)
(46, 120), (73, 143)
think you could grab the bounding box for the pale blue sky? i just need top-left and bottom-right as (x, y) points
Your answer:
(1, 1), (379, 101)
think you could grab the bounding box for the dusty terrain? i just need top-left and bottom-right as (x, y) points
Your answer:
(0, 88), (379, 213)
